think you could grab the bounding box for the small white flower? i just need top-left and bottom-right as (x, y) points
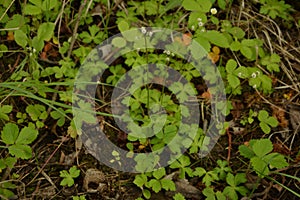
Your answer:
(198, 22), (203, 27)
(29, 52), (32, 57)
(165, 50), (170, 55)
(197, 18), (202, 21)
(238, 72), (242, 77)
(251, 72), (256, 78)
(253, 84), (257, 89)
(141, 27), (147, 34)
(148, 31), (153, 37)
(166, 57), (170, 62)
(191, 25), (195, 30)
(32, 48), (36, 53)
(210, 8), (217, 15)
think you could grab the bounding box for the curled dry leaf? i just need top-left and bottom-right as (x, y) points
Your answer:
(83, 168), (106, 193)
(271, 105), (289, 128)
(288, 103), (300, 132)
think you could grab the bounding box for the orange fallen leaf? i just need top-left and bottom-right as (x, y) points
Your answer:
(182, 32), (192, 46)
(40, 51), (47, 60)
(207, 46), (220, 63)
(7, 31), (14, 41)
(174, 33), (192, 46)
(43, 42), (52, 52)
(201, 90), (211, 99)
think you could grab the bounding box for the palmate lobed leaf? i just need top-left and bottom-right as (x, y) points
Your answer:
(60, 176), (74, 187)
(223, 186), (238, 200)
(68, 166), (80, 178)
(160, 179), (176, 191)
(134, 174), (148, 187)
(148, 179), (161, 193)
(152, 168), (165, 179)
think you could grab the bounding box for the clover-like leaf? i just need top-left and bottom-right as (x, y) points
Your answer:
(1, 123), (19, 145)
(16, 127), (38, 145)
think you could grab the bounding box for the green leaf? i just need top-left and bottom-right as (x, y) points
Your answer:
(161, 179), (176, 191)
(112, 37), (127, 48)
(218, 0), (226, 10)
(258, 110), (269, 121)
(260, 121), (271, 134)
(14, 30), (28, 48)
(235, 173), (247, 185)
(226, 173), (235, 186)
(152, 168), (165, 180)
(60, 176), (74, 187)
(263, 153), (288, 169)
(250, 157), (269, 177)
(227, 74), (240, 88)
(0, 44), (8, 57)
(193, 167), (206, 177)
(148, 179), (161, 193)
(42, 0), (58, 11)
(69, 166), (80, 178)
(266, 116), (278, 127)
(202, 187), (215, 199)
(30, 0), (42, 8)
(5, 157), (17, 169)
(216, 191), (226, 200)
(252, 139), (273, 157)
(50, 109), (66, 127)
(0, 105), (12, 121)
(223, 186), (238, 200)
(260, 75), (272, 93)
(230, 41), (241, 51)
(235, 186), (249, 196)
(1, 123), (19, 145)
(32, 36), (44, 52)
(205, 30), (230, 48)
(240, 46), (254, 60)
(134, 174), (148, 187)
(226, 59), (237, 73)
(8, 144), (32, 159)
(143, 189), (151, 199)
(24, 4), (42, 15)
(173, 193), (186, 200)
(228, 27), (245, 39)
(26, 104), (46, 121)
(16, 127), (38, 145)
(37, 22), (55, 41)
(182, 0), (202, 11)
(118, 20), (130, 32)
(239, 145), (255, 159)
